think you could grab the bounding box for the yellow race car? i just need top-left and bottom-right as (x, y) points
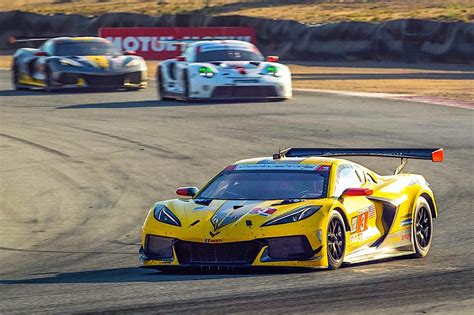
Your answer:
(12, 37), (147, 91)
(140, 148), (443, 270)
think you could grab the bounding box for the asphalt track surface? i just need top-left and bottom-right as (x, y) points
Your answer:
(0, 70), (473, 313)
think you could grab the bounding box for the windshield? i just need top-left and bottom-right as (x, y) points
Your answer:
(196, 49), (264, 62)
(55, 41), (119, 56)
(197, 169), (329, 200)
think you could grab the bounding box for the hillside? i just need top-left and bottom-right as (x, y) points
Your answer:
(1, 0), (472, 23)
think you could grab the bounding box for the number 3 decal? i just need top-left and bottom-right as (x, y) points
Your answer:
(356, 211), (369, 233)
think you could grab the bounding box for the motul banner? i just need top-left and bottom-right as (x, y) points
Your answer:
(99, 27), (256, 60)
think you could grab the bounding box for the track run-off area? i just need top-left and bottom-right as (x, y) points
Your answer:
(0, 70), (472, 313)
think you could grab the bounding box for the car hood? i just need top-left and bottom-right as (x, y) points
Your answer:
(60, 55), (140, 70)
(160, 198), (328, 231)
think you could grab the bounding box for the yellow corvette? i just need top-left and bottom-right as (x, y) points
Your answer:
(12, 37), (147, 91)
(140, 148), (443, 270)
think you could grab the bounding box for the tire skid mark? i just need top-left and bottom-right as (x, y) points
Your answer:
(66, 126), (191, 160)
(0, 132), (83, 164)
(0, 149), (128, 173)
(0, 133), (71, 158)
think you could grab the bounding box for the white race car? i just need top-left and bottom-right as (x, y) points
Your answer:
(157, 40), (292, 101)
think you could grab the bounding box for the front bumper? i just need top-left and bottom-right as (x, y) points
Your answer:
(188, 74), (292, 100)
(51, 70), (147, 89)
(140, 234), (325, 269)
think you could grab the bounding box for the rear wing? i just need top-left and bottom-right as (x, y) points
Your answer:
(273, 148), (444, 174)
(275, 148), (443, 161)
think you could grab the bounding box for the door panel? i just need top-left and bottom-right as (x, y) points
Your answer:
(344, 197), (381, 252)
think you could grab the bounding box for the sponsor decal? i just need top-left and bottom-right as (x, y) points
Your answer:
(368, 204), (376, 219)
(257, 159), (304, 164)
(351, 208), (370, 234)
(204, 238), (223, 244)
(200, 43), (253, 52)
(99, 27), (255, 60)
(350, 233), (362, 243)
(318, 165), (331, 172)
(356, 211), (369, 233)
(250, 207), (277, 217)
(401, 233), (411, 241)
(351, 216), (358, 233)
(235, 164), (319, 171)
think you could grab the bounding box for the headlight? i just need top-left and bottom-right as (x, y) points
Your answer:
(262, 206), (321, 226)
(59, 59), (81, 67)
(198, 66), (214, 77)
(125, 59), (140, 67)
(153, 205), (181, 226)
(265, 65), (279, 77)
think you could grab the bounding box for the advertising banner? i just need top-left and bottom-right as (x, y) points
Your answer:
(99, 27), (256, 60)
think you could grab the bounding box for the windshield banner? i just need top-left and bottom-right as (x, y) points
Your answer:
(235, 164), (319, 171)
(99, 27), (256, 60)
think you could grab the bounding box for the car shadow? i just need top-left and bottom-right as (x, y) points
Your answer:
(0, 89), (142, 97)
(0, 266), (311, 285)
(57, 99), (286, 109)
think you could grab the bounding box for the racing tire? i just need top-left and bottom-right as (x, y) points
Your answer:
(12, 64), (28, 91)
(183, 70), (191, 101)
(44, 66), (55, 92)
(412, 197), (433, 258)
(326, 211), (346, 270)
(157, 66), (172, 101)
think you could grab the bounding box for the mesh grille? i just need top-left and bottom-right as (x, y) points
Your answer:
(144, 235), (174, 260)
(84, 74), (125, 87)
(211, 86), (278, 98)
(267, 236), (313, 260)
(174, 240), (263, 265)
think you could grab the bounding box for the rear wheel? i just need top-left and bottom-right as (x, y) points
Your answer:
(413, 197), (433, 258)
(327, 211), (346, 269)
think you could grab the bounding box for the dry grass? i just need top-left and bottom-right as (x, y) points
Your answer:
(1, 0), (472, 23)
(2, 55), (472, 102)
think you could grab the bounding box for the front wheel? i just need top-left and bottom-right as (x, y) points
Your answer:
(12, 64), (27, 90)
(182, 70), (190, 101)
(327, 211), (346, 270)
(44, 66), (55, 92)
(413, 197), (433, 258)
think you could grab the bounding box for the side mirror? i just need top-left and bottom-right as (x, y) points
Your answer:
(176, 55), (186, 62)
(176, 186), (199, 198)
(266, 55), (279, 62)
(35, 51), (48, 57)
(341, 188), (373, 198)
(124, 50), (136, 56)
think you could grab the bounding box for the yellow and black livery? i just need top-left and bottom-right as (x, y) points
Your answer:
(140, 148), (443, 270)
(12, 37), (147, 91)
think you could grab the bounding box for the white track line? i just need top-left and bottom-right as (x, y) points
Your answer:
(295, 88), (474, 110)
